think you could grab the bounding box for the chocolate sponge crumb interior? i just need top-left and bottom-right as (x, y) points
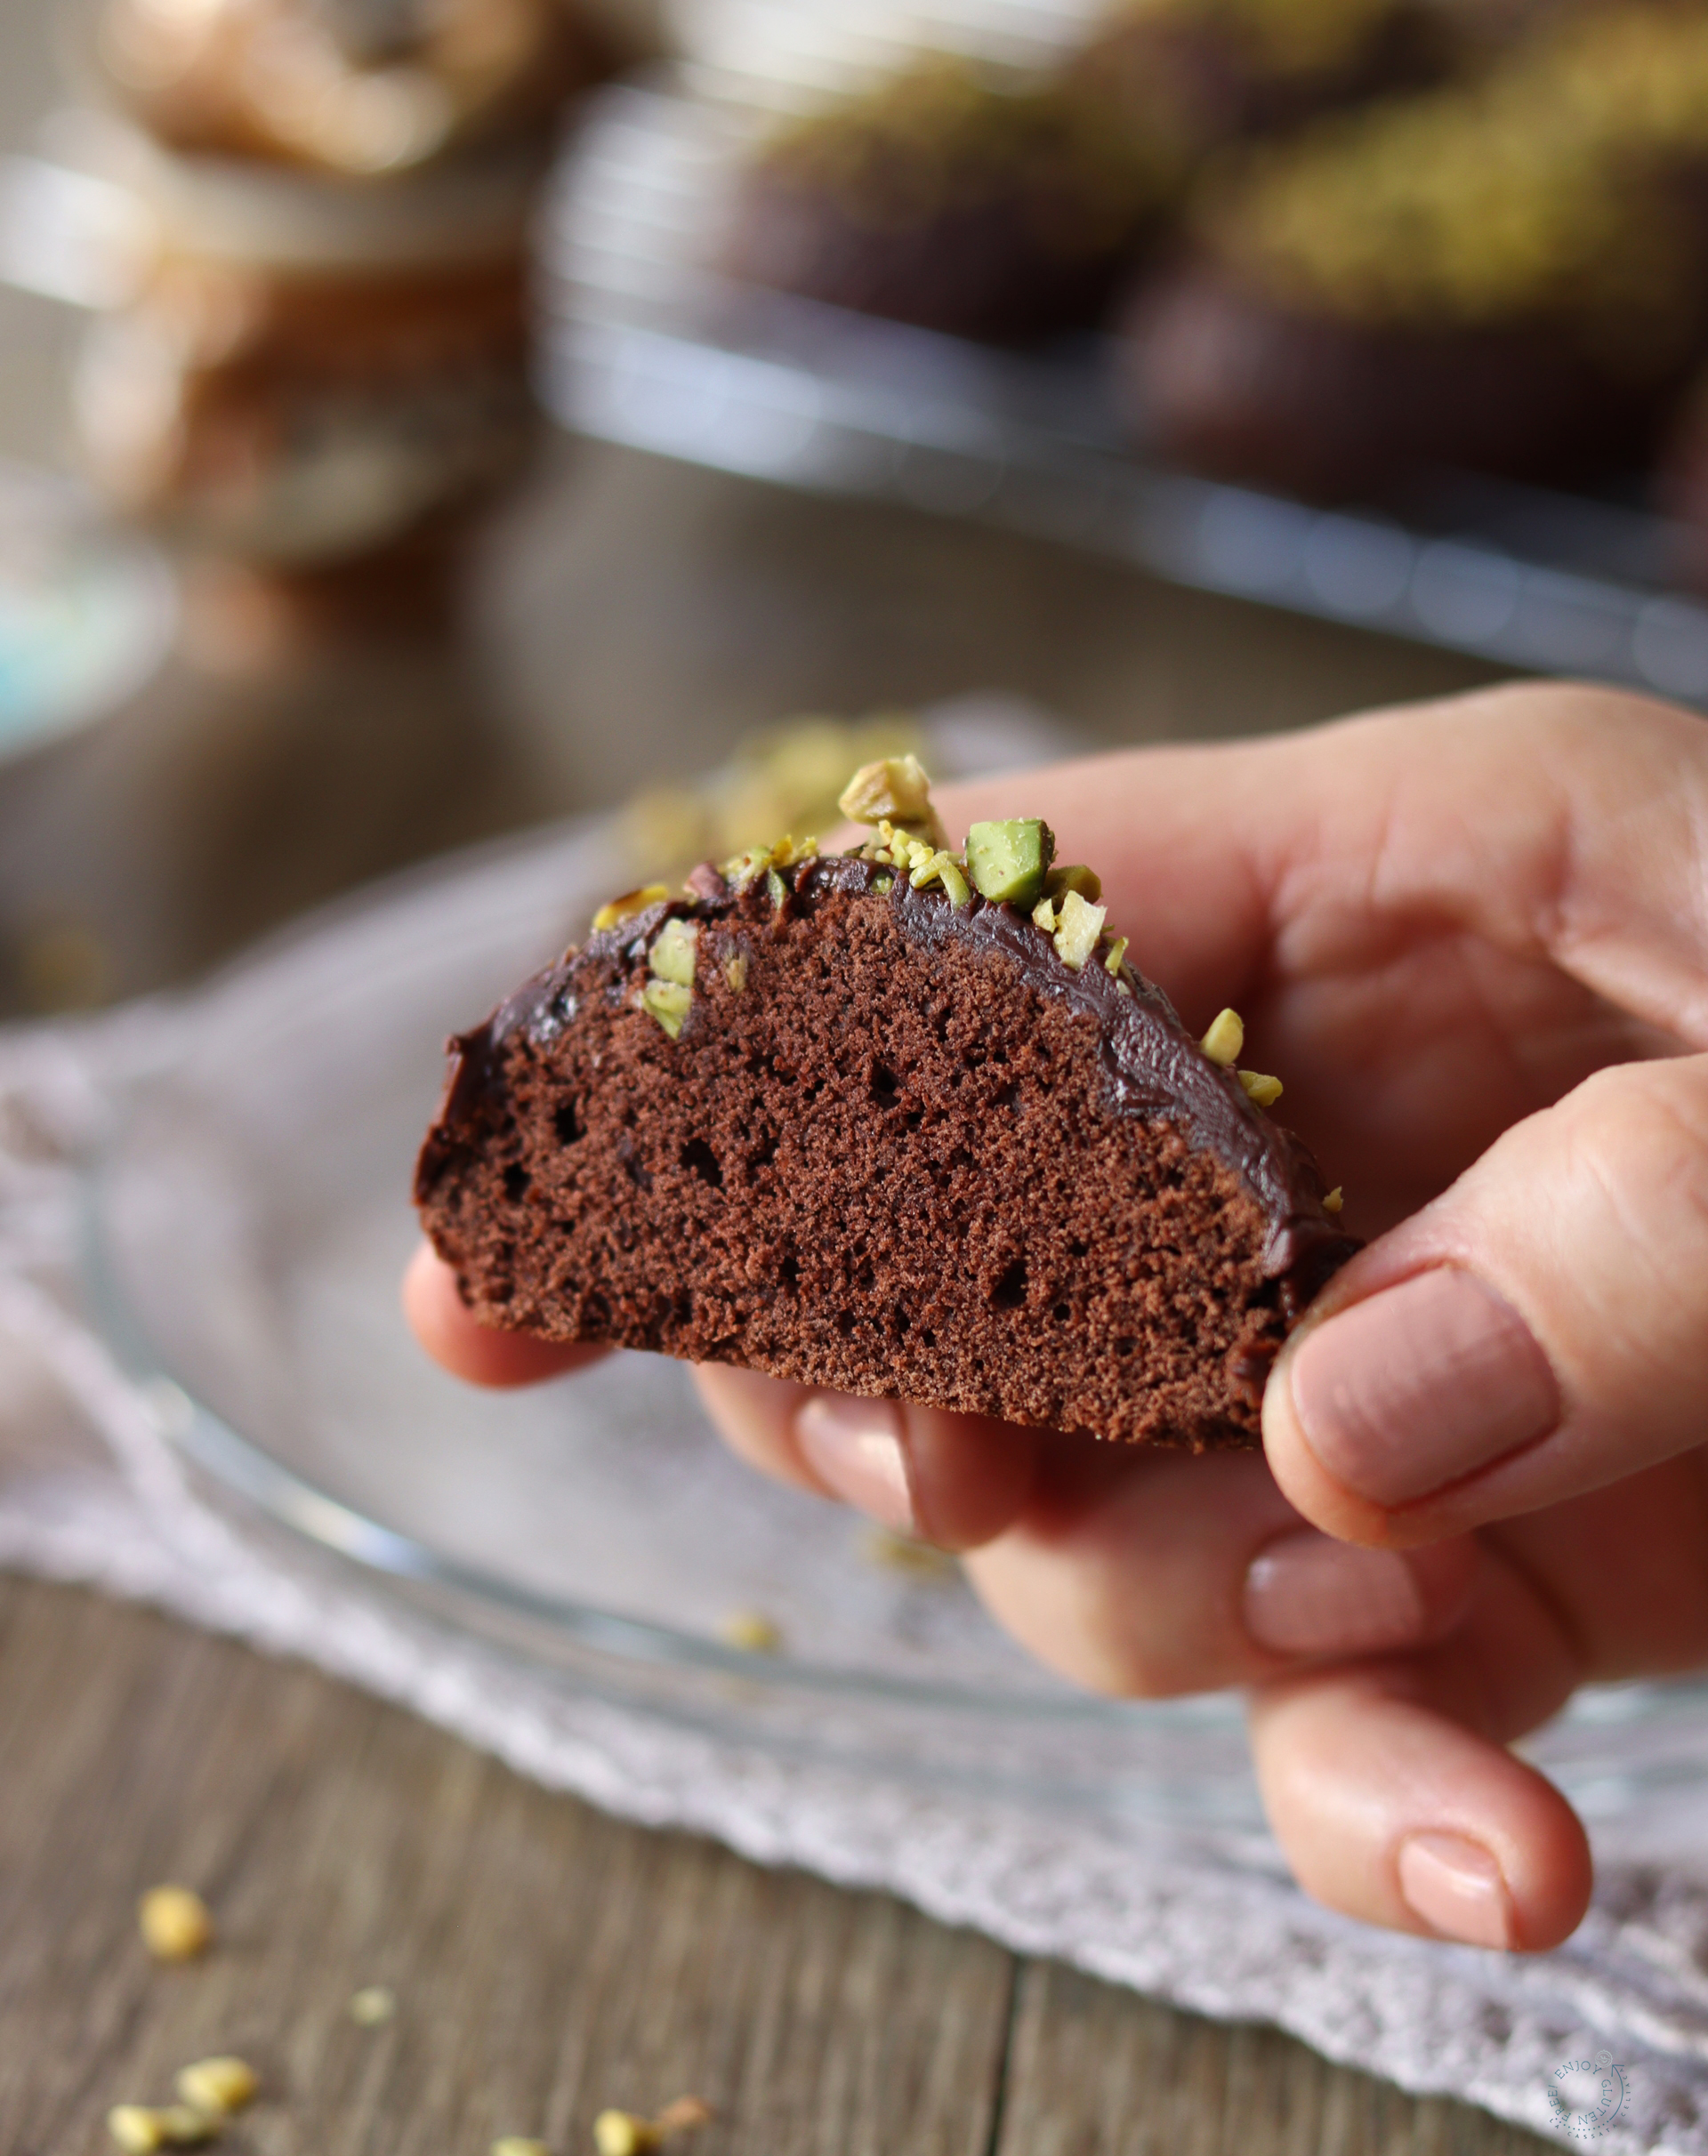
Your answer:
(416, 841), (1355, 1450)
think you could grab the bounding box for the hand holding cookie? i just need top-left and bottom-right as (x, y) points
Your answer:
(408, 680), (1708, 1954)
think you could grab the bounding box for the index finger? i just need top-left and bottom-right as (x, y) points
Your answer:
(403, 1242), (608, 1388)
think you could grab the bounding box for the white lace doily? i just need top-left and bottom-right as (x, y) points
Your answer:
(4, 961), (1708, 2155)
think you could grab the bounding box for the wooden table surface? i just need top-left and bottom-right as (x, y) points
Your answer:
(0, 1575), (1553, 2156)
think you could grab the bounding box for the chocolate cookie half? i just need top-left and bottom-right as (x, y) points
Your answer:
(416, 761), (1355, 1448)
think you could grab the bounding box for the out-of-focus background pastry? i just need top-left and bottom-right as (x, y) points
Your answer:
(13, 0), (1708, 1028)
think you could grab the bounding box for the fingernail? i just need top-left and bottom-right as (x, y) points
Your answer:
(1286, 1269), (1559, 1507)
(795, 1396), (914, 1533)
(1243, 1531), (1428, 1658)
(1398, 1831), (1516, 1950)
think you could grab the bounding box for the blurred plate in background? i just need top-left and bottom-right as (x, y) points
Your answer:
(77, 709), (1708, 1836)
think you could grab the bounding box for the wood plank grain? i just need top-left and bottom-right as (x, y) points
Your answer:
(0, 1578), (1011, 2156)
(0, 1576), (1551, 2156)
(995, 1957), (1554, 2156)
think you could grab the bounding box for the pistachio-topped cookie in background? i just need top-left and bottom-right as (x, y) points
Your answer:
(415, 759), (1356, 1450)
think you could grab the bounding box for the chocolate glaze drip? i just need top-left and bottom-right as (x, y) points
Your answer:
(423, 853), (1358, 1309)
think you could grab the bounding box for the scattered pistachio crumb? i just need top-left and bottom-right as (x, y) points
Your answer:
(724, 952), (748, 993)
(654, 2099), (713, 2135)
(720, 1609), (783, 1653)
(1031, 896), (1057, 933)
(1239, 1070), (1285, 1109)
(592, 885), (669, 935)
(173, 2060), (257, 2116)
(1052, 889), (1108, 971)
(874, 872), (894, 895)
(640, 978), (693, 1040)
(1104, 937), (1129, 975)
(592, 2097), (712, 2155)
(350, 1984), (397, 2025)
(109, 2107), (215, 2152)
(648, 917), (699, 987)
(1115, 979), (1132, 996)
(766, 865), (788, 911)
(108, 2109), (167, 2154)
(771, 833), (818, 868)
(493, 2140), (552, 2156)
(139, 1886), (213, 1962)
(1200, 1009), (1245, 1066)
(862, 1525), (957, 1578)
(594, 2112), (658, 2156)
(1324, 1187), (1344, 1215)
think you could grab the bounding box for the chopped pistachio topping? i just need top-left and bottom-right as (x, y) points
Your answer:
(1200, 1008), (1245, 1066)
(874, 872), (895, 894)
(1239, 1070), (1284, 1109)
(937, 857), (972, 909)
(1052, 888), (1108, 970)
(648, 917), (699, 988)
(1324, 1186), (1344, 1215)
(964, 818), (1055, 907)
(174, 2060), (258, 2116)
(1104, 936), (1129, 975)
(592, 884), (669, 935)
(771, 833), (818, 869)
(1031, 896), (1057, 934)
(1045, 863), (1102, 905)
(641, 979), (693, 1040)
(724, 952), (748, 993)
(908, 846), (957, 892)
(838, 754), (943, 840)
(765, 865), (788, 911)
(721, 844), (774, 891)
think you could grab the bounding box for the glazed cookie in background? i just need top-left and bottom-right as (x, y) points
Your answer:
(416, 760), (1356, 1450)
(97, 0), (616, 175)
(1115, 6), (1708, 499)
(720, 55), (1167, 342)
(77, 252), (537, 565)
(1068, 0), (1458, 167)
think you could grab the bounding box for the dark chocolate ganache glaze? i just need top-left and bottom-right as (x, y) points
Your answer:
(424, 849), (1358, 1315)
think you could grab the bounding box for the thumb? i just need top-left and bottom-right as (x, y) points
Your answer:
(1265, 1052), (1708, 1546)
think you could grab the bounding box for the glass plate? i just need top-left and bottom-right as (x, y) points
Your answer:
(80, 808), (1708, 1832)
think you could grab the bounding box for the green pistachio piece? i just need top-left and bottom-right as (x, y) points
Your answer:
(1052, 889), (1108, 971)
(938, 857), (972, 909)
(964, 819), (1056, 909)
(1045, 863), (1101, 905)
(1103, 936), (1129, 975)
(766, 865), (788, 911)
(640, 978), (692, 1039)
(649, 917), (699, 987)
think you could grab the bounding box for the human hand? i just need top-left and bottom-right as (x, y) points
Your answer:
(407, 680), (1708, 1951)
